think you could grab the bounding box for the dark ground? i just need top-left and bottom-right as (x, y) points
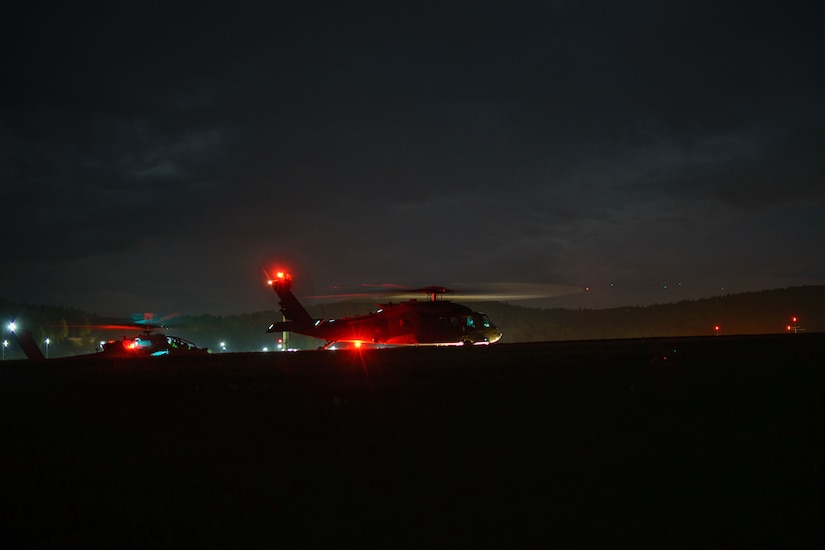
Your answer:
(2, 334), (824, 547)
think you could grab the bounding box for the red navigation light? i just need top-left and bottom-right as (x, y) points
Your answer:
(268, 271), (289, 285)
(354, 341), (362, 349)
(787, 325), (792, 331)
(267, 270), (293, 288)
(792, 316), (798, 323)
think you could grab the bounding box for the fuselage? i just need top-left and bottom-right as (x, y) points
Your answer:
(268, 299), (502, 346)
(312, 300), (502, 345)
(101, 333), (209, 357)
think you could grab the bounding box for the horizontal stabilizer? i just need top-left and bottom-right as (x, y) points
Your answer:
(266, 320), (319, 334)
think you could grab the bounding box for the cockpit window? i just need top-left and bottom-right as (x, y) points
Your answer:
(465, 315), (492, 329)
(464, 315), (494, 329)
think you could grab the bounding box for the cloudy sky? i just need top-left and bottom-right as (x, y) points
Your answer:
(2, 1), (824, 316)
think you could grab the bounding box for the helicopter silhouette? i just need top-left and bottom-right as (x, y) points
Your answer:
(92, 313), (210, 358)
(97, 326), (209, 358)
(9, 314), (209, 360)
(265, 271), (503, 349)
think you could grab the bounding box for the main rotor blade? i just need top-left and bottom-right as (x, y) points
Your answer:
(307, 283), (410, 300)
(131, 312), (179, 326)
(306, 282), (584, 302)
(442, 282), (585, 301)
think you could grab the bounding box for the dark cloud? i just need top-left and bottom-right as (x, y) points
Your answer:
(2, 1), (823, 315)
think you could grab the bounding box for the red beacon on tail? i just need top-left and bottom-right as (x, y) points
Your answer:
(266, 271), (502, 349)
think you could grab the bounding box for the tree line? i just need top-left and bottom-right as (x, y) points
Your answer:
(2, 286), (823, 358)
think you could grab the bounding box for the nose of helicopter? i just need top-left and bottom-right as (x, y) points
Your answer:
(488, 329), (503, 344)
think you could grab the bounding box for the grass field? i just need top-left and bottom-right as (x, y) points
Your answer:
(2, 334), (824, 547)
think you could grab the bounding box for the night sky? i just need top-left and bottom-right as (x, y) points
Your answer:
(3, 1), (824, 316)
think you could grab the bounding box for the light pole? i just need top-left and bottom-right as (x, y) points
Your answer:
(45, 338), (50, 358)
(4, 321), (15, 360)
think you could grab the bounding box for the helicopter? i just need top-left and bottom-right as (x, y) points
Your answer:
(97, 325), (209, 358)
(8, 315), (209, 360)
(94, 313), (210, 358)
(265, 271), (503, 349)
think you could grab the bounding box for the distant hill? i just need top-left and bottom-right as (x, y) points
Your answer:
(306, 285), (825, 343)
(2, 286), (823, 357)
(463, 285), (825, 342)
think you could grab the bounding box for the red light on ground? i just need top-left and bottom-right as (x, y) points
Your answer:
(787, 325), (792, 331)
(354, 341), (362, 349)
(122, 340), (138, 350)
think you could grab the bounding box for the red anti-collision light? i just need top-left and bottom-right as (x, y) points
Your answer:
(269, 271), (291, 285)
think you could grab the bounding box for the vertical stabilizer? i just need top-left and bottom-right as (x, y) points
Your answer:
(268, 272), (313, 327)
